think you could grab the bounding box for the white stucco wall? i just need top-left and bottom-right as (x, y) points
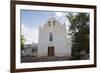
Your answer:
(22, 44), (38, 57)
(22, 48), (33, 56)
(22, 48), (37, 57)
(38, 17), (71, 57)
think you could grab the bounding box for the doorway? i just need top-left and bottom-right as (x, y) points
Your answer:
(48, 47), (54, 56)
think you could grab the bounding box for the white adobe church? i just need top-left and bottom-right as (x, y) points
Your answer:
(38, 16), (72, 57)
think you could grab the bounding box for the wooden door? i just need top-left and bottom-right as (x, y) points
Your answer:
(48, 47), (54, 56)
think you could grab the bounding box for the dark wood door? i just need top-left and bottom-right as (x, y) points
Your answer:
(48, 47), (54, 56)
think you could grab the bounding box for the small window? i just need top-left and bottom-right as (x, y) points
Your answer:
(32, 49), (34, 53)
(49, 32), (53, 41)
(48, 21), (51, 26)
(53, 21), (56, 26)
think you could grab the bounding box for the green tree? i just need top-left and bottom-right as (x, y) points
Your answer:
(21, 35), (26, 51)
(66, 13), (89, 60)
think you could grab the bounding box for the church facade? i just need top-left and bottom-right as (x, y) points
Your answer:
(38, 17), (71, 57)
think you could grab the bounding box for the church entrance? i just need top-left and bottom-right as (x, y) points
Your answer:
(48, 47), (54, 56)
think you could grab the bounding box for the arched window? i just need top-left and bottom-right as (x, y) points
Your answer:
(49, 32), (53, 41)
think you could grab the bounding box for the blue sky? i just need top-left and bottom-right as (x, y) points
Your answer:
(21, 10), (70, 44)
(21, 10), (54, 29)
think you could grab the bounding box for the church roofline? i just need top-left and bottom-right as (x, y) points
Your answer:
(39, 15), (68, 31)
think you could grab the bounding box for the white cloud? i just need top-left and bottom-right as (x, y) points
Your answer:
(55, 12), (71, 38)
(55, 12), (64, 17)
(22, 24), (39, 44)
(55, 12), (70, 30)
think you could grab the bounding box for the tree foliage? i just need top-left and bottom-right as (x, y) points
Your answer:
(66, 13), (89, 60)
(21, 35), (26, 51)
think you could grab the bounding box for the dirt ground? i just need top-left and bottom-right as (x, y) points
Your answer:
(21, 56), (72, 63)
